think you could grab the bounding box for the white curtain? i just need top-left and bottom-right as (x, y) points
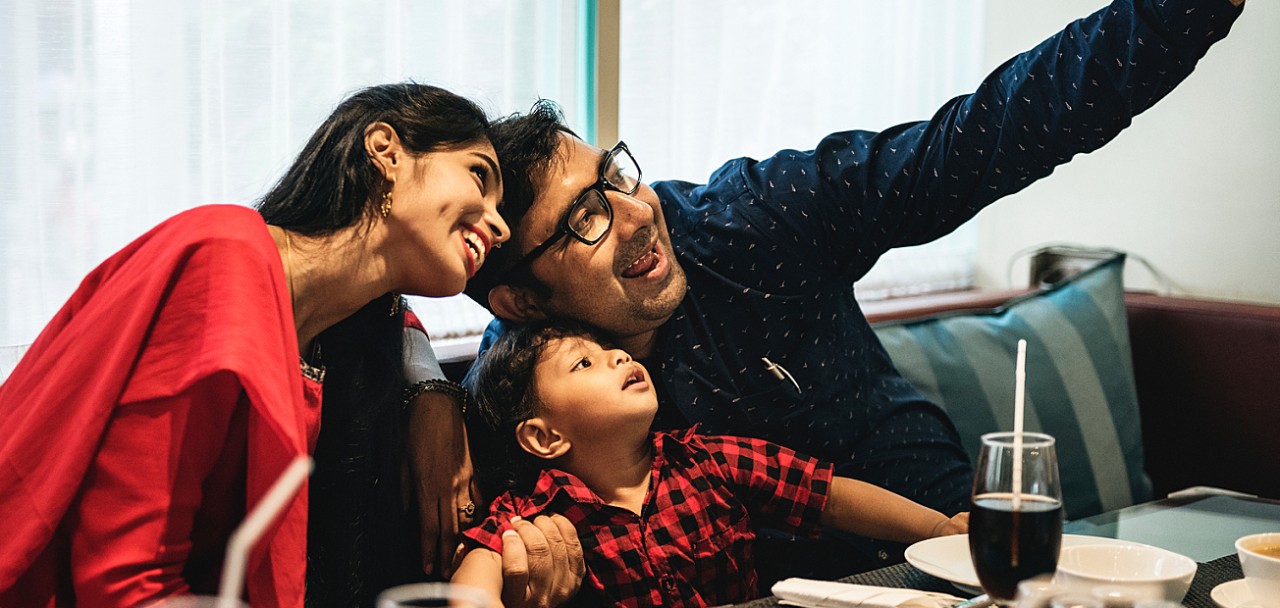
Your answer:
(618, 0), (985, 300)
(1, 0), (986, 349)
(0, 0), (584, 347)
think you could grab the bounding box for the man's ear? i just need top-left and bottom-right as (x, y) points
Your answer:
(364, 121), (402, 180)
(489, 284), (548, 323)
(515, 418), (571, 461)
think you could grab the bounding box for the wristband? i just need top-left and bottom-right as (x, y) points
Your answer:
(403, 379), (468, 414)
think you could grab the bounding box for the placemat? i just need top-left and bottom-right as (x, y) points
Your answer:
(734, 554), (1242, 607)
(1182, 554), (1242, 608)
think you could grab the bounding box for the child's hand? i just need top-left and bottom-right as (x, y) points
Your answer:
(930, 512), (969, 537)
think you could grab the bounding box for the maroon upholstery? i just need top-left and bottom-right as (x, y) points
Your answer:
(1125, 293), (1280, 500)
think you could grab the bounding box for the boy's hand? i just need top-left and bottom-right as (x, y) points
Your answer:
(931, 512), (970, 537)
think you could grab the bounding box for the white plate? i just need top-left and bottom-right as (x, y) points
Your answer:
(904, 534), (1137, 594)
(1212, 579), (1267, 608)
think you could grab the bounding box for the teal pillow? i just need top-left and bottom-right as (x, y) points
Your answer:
(872, 255), (1151, 520)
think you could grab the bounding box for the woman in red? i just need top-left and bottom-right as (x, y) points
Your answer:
(0, 83), (508, 608)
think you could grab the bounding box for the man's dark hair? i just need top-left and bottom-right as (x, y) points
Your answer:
(463, 321), (608, 499)
(464, 100), (577, 309)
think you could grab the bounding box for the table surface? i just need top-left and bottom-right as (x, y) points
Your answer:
(734, 554), (1240, 607)
(733, 489), (1280, 607)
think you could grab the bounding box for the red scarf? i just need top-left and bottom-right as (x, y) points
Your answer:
(0, 205), (316, 607)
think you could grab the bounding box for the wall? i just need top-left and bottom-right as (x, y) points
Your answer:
(972, 0), (1280, 305)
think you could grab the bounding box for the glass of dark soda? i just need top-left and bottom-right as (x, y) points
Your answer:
(969, 432), (1063, 603)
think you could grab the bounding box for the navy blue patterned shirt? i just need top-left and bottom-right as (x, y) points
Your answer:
(484, 0), (1240, 569)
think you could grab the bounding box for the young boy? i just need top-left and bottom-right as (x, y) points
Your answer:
(453, 322), (968, 607)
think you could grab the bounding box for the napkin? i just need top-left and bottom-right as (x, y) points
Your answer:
(771, 578), (963, 608)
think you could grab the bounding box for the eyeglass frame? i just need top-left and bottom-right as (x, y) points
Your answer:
(498, 141), (641, 283)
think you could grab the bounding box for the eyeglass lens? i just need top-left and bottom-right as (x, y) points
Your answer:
(567, 194), (611, 242)
(603, 145), (640, 195)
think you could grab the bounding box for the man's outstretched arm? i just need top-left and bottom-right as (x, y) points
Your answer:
(716, 0), (1244, 281)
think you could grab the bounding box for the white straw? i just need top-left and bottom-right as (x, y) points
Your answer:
(217, 455), (313, 608)
(1012, 339), (1027, 511)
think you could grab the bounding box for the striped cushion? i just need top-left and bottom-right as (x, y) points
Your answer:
(872, 255), (1151, 519)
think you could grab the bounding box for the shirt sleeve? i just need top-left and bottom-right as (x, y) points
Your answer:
(660, 0), (1241, 284)
(403, 306), (446, 383)
(460, 493), (522, 555)
(701, 435), (834, 538)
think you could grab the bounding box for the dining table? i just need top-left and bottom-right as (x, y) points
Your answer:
(731, 488), (1280, 608)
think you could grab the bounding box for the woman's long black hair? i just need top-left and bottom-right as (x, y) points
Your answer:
(256, 83), (490, 608)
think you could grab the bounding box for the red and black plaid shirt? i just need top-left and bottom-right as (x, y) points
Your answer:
(462, 428), (833, 607)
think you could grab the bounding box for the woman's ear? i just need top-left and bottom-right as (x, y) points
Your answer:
(364, 121), (402, 180)
(515, 418), (570, 460)
(489, 285), (548, 323)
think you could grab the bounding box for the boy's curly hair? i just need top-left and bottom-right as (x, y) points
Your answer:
(463, 321), (609, 499)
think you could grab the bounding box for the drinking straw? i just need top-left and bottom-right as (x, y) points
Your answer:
(1012, 339), (1027, 512)
(217, 455), (313, 608)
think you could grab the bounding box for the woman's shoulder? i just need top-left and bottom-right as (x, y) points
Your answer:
(122, 205), (272, 260)
(162, 204), (267, 239)
(80, 205), (276, 298)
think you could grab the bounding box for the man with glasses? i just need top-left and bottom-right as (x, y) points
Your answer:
(462, 0), (1244, 583)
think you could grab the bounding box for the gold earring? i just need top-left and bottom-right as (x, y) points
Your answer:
(380, 190), (393, 217)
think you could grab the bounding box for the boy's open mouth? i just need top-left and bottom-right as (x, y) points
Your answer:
(623, 367), (645, 389)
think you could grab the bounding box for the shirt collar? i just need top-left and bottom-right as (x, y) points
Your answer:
(527, 426), (703, 509)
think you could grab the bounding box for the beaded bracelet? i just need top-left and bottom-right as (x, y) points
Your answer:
(403, 378), (468, 414)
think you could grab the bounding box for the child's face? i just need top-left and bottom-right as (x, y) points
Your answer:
(532, 336), (660, 439)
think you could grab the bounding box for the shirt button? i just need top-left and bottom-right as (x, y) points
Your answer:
(878, 550), (889, 561)
(663, 577), (677, 591)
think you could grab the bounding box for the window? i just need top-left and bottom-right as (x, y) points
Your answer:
(0, 0), (589, 347)
(617, 0), (985, 302)
(2, 0), (984, 350)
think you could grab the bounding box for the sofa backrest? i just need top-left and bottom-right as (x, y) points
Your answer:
(1126, 293), (1280, 500)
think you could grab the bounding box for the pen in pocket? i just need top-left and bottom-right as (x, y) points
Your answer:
(761, 357), (801, 394)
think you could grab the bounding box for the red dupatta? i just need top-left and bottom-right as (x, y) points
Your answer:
(0, 205), (314, 607)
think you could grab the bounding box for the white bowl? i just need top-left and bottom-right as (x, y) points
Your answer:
(1053, 543), (1197, 602)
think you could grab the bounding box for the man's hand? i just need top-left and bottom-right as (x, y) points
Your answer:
(407, 390), (478, 576)
(498, 515), (585, 608)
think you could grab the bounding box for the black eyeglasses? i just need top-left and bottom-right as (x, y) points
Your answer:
(500, 141), (641, 281)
